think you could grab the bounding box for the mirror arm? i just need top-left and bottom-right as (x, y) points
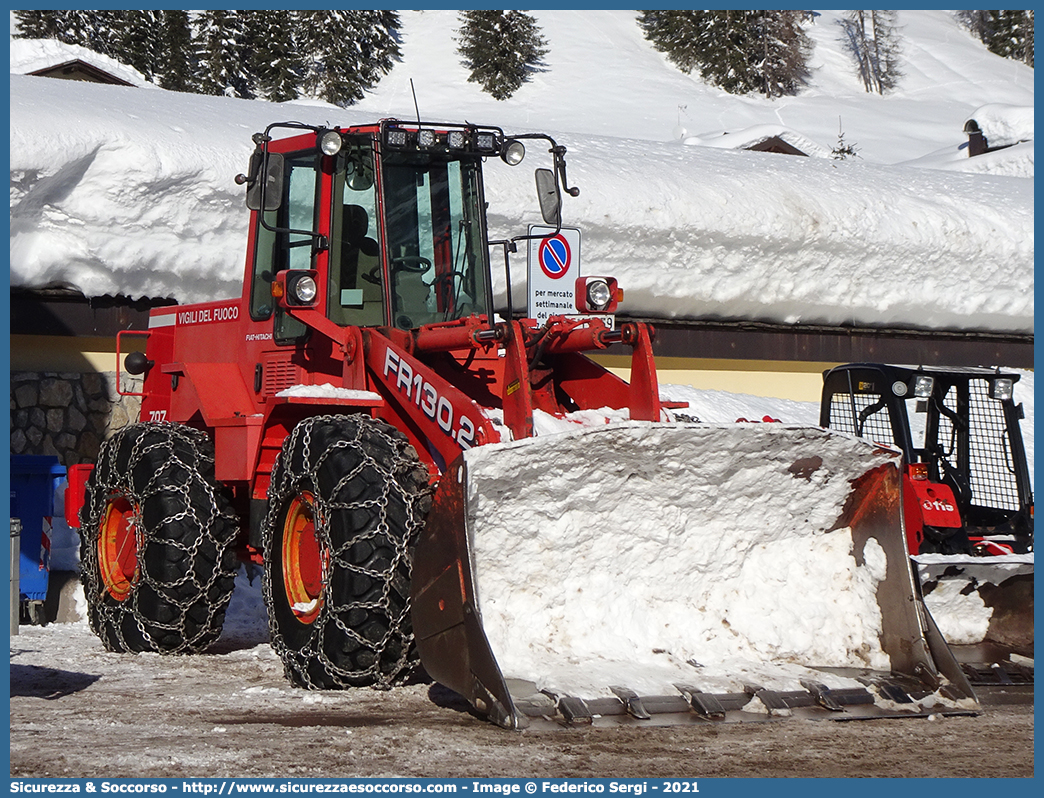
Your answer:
(551, 145), (580, 198)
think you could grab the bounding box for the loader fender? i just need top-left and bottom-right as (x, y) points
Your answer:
(411, 423), (978, 728)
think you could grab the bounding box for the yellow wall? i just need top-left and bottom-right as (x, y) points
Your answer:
(13, 336), (834, 403)
(10, 334), (144, 373)
(590, 355), (838, 403)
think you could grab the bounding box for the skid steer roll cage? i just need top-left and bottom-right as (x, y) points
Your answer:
(820, 363), (1033, 551)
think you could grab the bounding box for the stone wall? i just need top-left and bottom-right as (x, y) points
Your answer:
(10, 371), (143, 465)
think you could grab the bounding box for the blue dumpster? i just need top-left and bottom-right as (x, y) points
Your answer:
(10, 455), (66, 603)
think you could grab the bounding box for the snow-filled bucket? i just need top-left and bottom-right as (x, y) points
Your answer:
(411, 423), (976, 728)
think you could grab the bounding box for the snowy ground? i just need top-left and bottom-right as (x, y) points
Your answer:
(9, 10), (1033, 331)
(9, 569), (1034, 779)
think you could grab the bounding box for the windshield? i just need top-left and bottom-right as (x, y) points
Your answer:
(382, 151), (490, 330)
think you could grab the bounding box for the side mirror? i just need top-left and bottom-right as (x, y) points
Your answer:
(245, 152), (285, 212)
(535, 168), (560, 226)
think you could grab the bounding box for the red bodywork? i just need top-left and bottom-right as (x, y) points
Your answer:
(68, 124), (671, 563)
(901, 466), (963, 555)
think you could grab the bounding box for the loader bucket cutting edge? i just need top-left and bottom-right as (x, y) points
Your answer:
(410, 423), (979, 728)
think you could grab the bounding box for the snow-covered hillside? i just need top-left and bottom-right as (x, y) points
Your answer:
(9, 10), (1033, 333)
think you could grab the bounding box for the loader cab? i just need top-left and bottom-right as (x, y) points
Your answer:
(244, 122), (503, 340)
(821, 363), (1033, 553)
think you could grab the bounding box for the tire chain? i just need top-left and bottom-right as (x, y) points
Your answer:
(80, 423), (240, 654)
(262, 415), (433, 690)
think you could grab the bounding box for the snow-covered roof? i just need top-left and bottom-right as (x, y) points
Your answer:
(680, 125), (831, 158)
(9, 38), (151, 88)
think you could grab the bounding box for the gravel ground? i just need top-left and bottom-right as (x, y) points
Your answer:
(9, 621), (1033, 779)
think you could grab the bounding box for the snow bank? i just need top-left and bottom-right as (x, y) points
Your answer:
(9, 74), (1033, 334)
(462, 422), (901, 696)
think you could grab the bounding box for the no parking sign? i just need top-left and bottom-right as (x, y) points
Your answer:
(527, 225), (581, 325)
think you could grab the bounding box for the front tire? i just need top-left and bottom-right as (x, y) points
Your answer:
(79, 423), (239, 653)
(262, 415), (432, 689)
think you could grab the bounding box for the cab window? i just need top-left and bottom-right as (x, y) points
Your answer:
(249, 151), (320, 342)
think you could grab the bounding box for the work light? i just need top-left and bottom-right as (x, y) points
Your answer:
(575, 276), (620, 314)
(991, 378), (1014, 400)
(320, 130), (343, 156)
(501, 139), (526, 166)
(913, 375), (935, 398)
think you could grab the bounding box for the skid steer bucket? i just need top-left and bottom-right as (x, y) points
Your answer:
(411, 423), (978, 729)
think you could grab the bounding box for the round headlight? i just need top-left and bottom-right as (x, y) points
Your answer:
(586, 279), (612, 311)
(320, 130), (343, 156)
(293, 275), (318, 304)
(501, 139), (526, 166)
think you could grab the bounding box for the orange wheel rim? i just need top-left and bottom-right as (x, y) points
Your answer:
(281, 492), (326, 624)
(99, 497), (139, 602)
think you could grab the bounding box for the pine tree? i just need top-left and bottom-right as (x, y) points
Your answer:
(958, 10), (1034, 67)
(158, 11), (197, 92)
(755, 11), (814, 98)
(197, 10), (256, 99)
(298, 11), (401, 106)
(249, 11), (304, 103)
(638, 10), (811, 97)
(831, 118), (860, 160)
(13, 10), (65, 40)
(457, 11), (549, 101)
(839, 11), (903, 93)
(117, 11), (165, 82)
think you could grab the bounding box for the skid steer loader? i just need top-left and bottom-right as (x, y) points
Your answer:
(821, 363), (1033, 689)
(66, 121), (977, 729)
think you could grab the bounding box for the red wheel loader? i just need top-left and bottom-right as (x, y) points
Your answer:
(67, 121), (979, 728)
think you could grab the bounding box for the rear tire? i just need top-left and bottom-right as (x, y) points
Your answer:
(79, 423), (239, 653)
(262, 415), (432, 689)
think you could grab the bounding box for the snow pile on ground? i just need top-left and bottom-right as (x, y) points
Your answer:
(463, 423), (901, 697)
(9, 10), (1034, 333)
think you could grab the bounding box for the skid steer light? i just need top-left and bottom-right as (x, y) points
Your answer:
(575, 276), (620, 314)
(990, 378), (1014, 401)
(320, 130), (343, 156)
(447, 130), (466, 149)
(273, 270), (320, 308)
(475, 132), (497, 153)
(386, 128), (408, 148)
(501, 139), (526, 166)
(912, 375), (935, 398)
(909, 463), (930, 481)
